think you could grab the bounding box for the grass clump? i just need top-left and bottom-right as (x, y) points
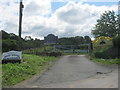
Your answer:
(2, 54), (57, 87)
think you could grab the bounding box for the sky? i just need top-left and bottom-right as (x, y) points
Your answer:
(0, 0), (119, 40)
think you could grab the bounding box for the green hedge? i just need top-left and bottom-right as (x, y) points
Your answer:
(93, 48), (119, 59)
(113, 35), (120, 48)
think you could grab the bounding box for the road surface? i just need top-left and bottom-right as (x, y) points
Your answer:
(13, 55), (118, 88)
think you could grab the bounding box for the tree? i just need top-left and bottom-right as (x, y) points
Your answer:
(113, 35), (120, 48)
(91, 10), (118, 38)
(2, 39), (18, 52)
(24, 36), (33, 41)
(9, 33), (19, 40)
(59, 36), (91, 45)
(75, 36), (84, 44)
(1, 30), (10, 39)
(84, 36), (91, 44)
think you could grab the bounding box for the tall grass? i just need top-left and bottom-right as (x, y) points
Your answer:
(2, 54), (57, 87)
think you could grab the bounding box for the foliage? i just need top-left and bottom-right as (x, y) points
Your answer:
(92, 10), (118, 38)
(91, 10), (119, 61)
(90, 57), (120, 65)
(2, 39), (18, 52)
(22, 39), (43, 50)
(59, 36), (91, 45)
(1, 30), (10, 39)
(93, 51), (107, 59)
(84, 36), (91, 44)
(1, 30), (92, 52)
(113, 35), (120, 48)
(1, 30), (44, 52)
(92, 47), (119, 59)
(2, 54), (57, 86)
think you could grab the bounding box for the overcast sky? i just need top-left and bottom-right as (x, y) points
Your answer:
(0, 0), (118, 40)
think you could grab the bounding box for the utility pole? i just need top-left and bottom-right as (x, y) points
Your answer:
(18, 0), (24, 50)
(118, 1), (120, 35)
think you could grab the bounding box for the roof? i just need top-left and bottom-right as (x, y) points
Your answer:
(47, 34), (55, 37)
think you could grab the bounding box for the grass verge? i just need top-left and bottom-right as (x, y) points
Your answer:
(2, 54), (57, 87)
(88, 55), (120, 65)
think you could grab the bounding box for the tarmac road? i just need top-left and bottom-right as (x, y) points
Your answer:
(13, 55), (118, 88)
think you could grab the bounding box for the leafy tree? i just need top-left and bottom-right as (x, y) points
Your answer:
(74, 36), (84, 44)
(1, 30), (10, 39)
(84, 36), (91, 44)
(59, 36), (91, 45)
(34, 38), (43, 47)
(9, 33), (21, 41)
(24, 36), (33, 41)
(59, 38), (70, 45)
(1, 30), (45, 51)
(2, 39), (18, 52)
(113, 35), (120, 48)
(92, 10), (118, 38)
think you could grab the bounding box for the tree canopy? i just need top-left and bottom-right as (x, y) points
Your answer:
(1, 30), (92, 52)
(1, 30), (43, 52)
(91, 10), (118, 38)
(59, 36), (91, 45)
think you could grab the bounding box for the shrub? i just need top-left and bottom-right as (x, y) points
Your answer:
(113, 35), (120, 48)
(93, 47), (119, 59)
(93, 51), (109, 59)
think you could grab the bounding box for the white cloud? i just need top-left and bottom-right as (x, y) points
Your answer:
(24, 0), (51, 16)
(55, 2), (91, 24)
(0, 0), (118, 39)
(46, 1), (117, 38)
(0, 0), (19, 34)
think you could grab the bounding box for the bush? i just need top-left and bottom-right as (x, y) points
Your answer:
(113, 35), (120, 48)
(93, 51), (108, 59)
(93, 48), (119, 59)
(2, 39), (18, 52)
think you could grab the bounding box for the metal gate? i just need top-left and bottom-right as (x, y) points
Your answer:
(53, 44), (92, 54)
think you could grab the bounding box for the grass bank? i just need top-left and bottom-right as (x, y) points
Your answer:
(88, 55), (120, 65)
(2, 54), (57, 87)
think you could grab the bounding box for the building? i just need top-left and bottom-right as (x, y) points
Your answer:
(44, 34), (59, 45)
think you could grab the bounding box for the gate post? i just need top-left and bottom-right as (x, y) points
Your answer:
(88, 43), (93, 55)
